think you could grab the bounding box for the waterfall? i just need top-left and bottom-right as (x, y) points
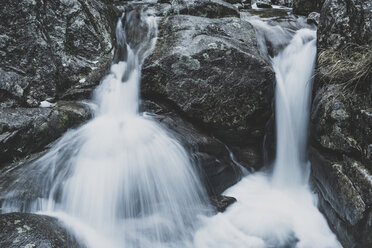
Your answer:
(193, 28), (341, 248)
(2, 9), (209, 248)
(272, 29), (316, 187)
(1, 7), (343, 248)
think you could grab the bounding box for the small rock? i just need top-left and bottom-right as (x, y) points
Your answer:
(256, 1), (273, 8)
(307, 12), (320, 25)
(210, 195), (237, 212)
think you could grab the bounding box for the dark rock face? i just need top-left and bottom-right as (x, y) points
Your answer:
(0, 212), (81, 248)
(0, 0), (118, 169)
(310, 0), (372, 246)
(256, 1), (273, 8)
(271, 0), (293, 7)
(318, 0), (372, 49)
(311, 85), (372, 171)
(141, 14), (274, 146)
(176, 0), (240, 18)
(293, 0), (324, 15)
(310, 83), (372, 248)
(0, 0), (117, 107)
(0, 102), (92, 165)
(310, 148), (372, 248)
(224, 0), (244, 4)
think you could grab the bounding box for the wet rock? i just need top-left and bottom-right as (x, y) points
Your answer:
(271, 0), (293, 7)
(0, 0), (117, 107)
(310, 0), (372, 245)
(210, 195), (237, 212)
(172, 0), (240, 18)
(141, 14), (274, 146)
(318, 0), (372, 49)
(0, 101), (92, 165)
(0, 212), (81, 248)
(311, 84), (372, 171)
(256, 1), (273, 8)
(307, 12), (320, 25)
(142, 100), (243, 196)
(310, 83), (372, 247)
(223, 0), (243, 4)
(293, 0), (324, 15)
(310, 148), (372, 248)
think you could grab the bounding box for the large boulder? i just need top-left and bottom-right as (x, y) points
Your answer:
(318, 0), (372, 49)
(310, 148), (372, 248)
(0, 0), (118, 107)
(0, 212), (81, 248)
(310, 0), (372, 247)
(141, 14), (274, 147)
(293, 0), (324, 15)
(271, 0), (293, 7)
(175, 0), (240, 18)
(0, 102), (92, 165)
(310, 83), (372, 248)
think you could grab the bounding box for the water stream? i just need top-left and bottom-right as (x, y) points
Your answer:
(2, 9), (209, 248)
(193, 27), (341, 248)
(1, 8), (341, 248)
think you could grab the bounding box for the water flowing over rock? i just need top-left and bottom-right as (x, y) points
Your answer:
(191, 27), (340, 248)
(0, 0), (118, 167)
(142, 100), (242, 196)
(0, 1), (355, 247)
(1, 8), (213, 248)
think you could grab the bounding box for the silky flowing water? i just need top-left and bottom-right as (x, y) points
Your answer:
(194, 26), (341, 248)
(1, 8), (341, 248)
(1, 10), (209, 248)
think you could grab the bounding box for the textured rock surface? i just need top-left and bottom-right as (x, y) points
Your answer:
(310, 148), (372, 248)
(141, 14), (274, 146)
(176, 0), (240, 18)
(318, 0), (372, 49)
(0, 101), (92, 165)
(310, 0), (372, 246)
(0, 212), (81, 248)
(271, 0), (293, 7)
(256, 1), (273, 8)
(0, 0), (117, 107)
(310, 83), (372, 247)
(293, 0), (324, 15)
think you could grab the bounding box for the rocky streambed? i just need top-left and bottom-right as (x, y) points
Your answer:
(0, 0), (371, 247)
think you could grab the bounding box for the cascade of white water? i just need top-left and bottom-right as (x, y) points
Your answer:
(193, 28), (341, 248)
(271, 29), (316, 187)
(1, 9), (342, 248)
(2, 9), (209, 248)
